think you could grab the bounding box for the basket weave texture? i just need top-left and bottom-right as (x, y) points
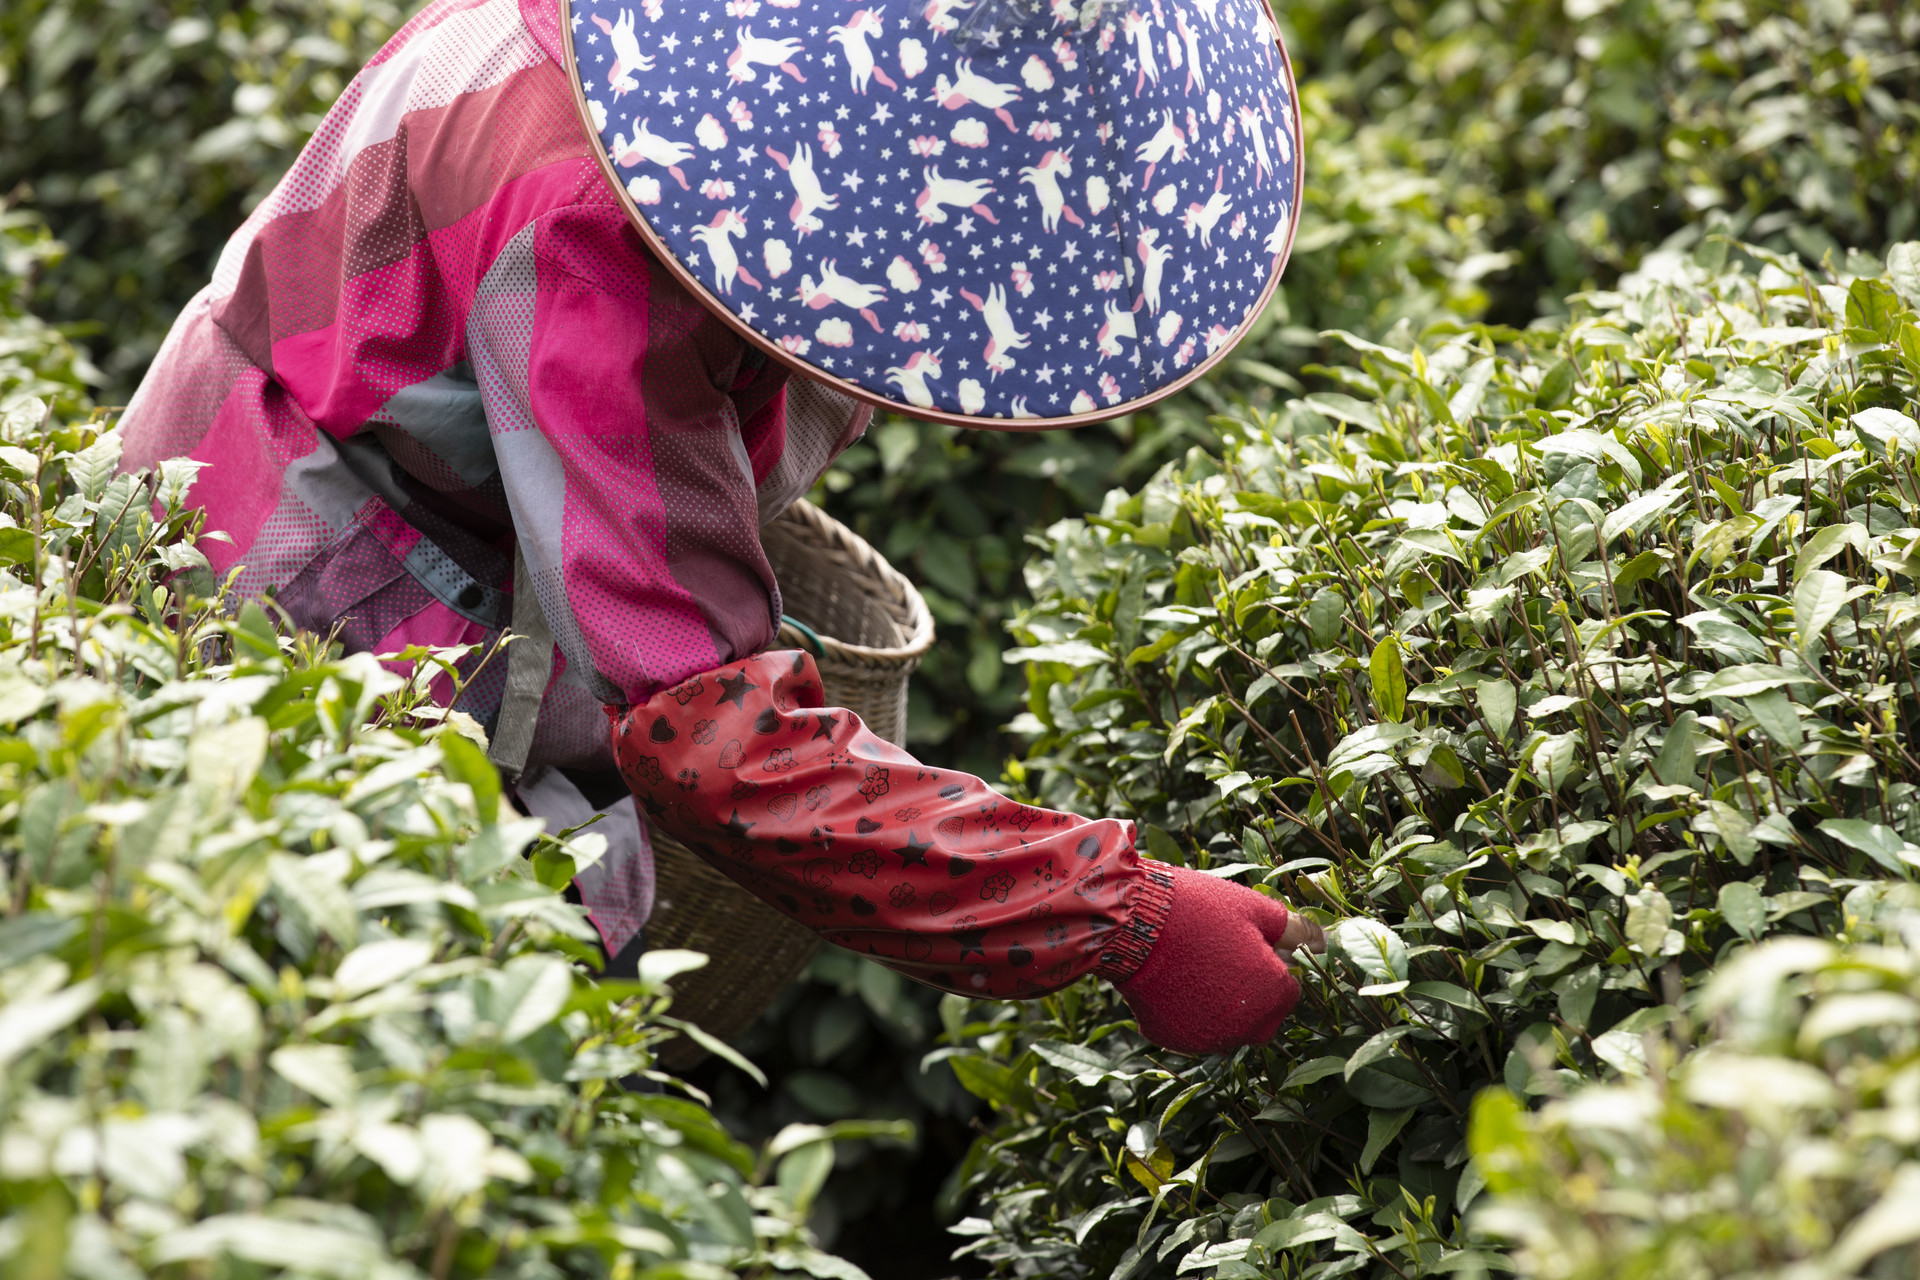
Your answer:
(649, 499), (933, 1069)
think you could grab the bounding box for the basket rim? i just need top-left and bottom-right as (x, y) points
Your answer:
(771, 499), (935, 669)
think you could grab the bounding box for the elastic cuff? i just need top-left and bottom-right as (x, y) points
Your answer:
(1093, 848), (1177, 985)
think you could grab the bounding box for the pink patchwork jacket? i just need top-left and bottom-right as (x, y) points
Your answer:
(117, 0), (1201, 1008)
(122, 0), (870, 770)
(120, 0), (870, 956)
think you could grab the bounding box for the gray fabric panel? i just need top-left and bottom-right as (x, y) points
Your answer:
(329, 434), (413, 514)
(371, 361), (500, 487)
(281, 434), (379, 532)
(488, 427), (616, 701)
(488, 545), (555, 777)
(756, 377), (869, 525)
(468, 221), (621, 705)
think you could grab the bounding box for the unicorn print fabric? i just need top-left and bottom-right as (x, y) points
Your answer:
(564, 0), (1301, 422)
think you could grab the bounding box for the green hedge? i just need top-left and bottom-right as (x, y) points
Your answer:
(0, 212), (98, 419)
(0, 0), (412, 386)
(1471, 918), (1920, 1278)
(938, 239), (1920, 1277)
(0, 382), (901, 1274)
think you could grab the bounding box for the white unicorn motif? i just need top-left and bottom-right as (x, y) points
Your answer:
(931, 60), (1022, 133)
(959, 284), (1030, 375)
(1190, 0), (1221, 26)
(1017, 149), (1085, 233)
(1122, 10), (1159, 94)
(828, 10), (898, 93)
(922, 0), (972, 33)
(1238, 104), (1272, 185)
(886, 350), (944, 407)
(1250, 2), (1278, 62)
(766, 143), (839, 235)
(796, 260), (888, 331)
(610, 120), (694, 189)
(1175, 9), (1204, 93)
(1264, 201), (1293, 260)
(1137, 227), (1173, 314)
(915, 168), (998, 225)
(1181, 167), (1231, 247)
(689, 210), (764, 294)
(1273, 101), (1295, 165)
(728, 27), (808, 84)
(1135, 110), (1187, 187)
(1096, 298), (1140, 359)
(590, 10), (654, 96)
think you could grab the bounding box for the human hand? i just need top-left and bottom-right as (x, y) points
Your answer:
(1115, 863), (1305, 1055)
(1276, 909), (1325, 957)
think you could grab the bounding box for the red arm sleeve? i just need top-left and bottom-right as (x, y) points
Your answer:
(609, 650), (1175, 997)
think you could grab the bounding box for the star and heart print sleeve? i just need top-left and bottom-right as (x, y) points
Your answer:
(610, 649), (1309, 1055)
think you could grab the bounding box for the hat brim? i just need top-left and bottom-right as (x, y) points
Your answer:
(561, 0), (1301, 428)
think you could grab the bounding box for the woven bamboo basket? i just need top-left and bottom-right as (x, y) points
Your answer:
(649, 498), (934, 1070)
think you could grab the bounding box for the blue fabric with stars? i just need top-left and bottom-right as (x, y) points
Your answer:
(567, 0), (1299, 420)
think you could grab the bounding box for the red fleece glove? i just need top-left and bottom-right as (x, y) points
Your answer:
(1116, 864), (1304, 1055)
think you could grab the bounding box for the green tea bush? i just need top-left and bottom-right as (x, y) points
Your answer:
(939, 238), (1920, 1277)
(0, 391), (898, 1278)
(0, 0), (411, 385)
(11, 1), (1920, 1270)
(1268, 0), (1920, 327)
(694, 949), (982, 1275)
(0, 212), (97, 420)
(1471, 914), (1920, 1279)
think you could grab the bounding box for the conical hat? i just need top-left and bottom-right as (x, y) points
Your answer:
(561, 0), (1300, 425)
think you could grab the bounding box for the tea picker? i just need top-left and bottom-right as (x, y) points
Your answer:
(118, 0), (1320, 1055)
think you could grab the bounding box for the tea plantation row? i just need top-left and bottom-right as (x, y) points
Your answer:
(939, 240), (1920, 1277)
(0, 238), (890, 1278)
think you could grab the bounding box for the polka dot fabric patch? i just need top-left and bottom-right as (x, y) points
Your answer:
(561, 0), (1300, 423)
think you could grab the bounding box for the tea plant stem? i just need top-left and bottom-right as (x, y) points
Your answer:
(429, 1210), (459, 1280)
(1647, 646), (1678, 725)
(1288, 709), (1371, 847)
(28, 413), (49, 665)
(1221, 1097), (1312, 1199)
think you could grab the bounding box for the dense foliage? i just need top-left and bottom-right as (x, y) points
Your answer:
(942, 240), (1920, 1277)
(0, 370), (903, 1274)
(692, 949), (980, 1277)
(0, 0), (411, 385)
(0, 213), (98, 420)
(1472, 921), (1920, 1278)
